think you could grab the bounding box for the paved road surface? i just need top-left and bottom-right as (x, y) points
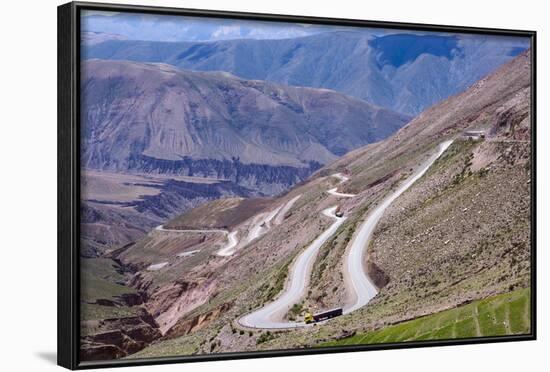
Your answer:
(147, 262), (169, 271)
(154, 225), (228, 234)
(238, 206), (347, 329)
(344, 140), (453, 313)
(239, 141), (453, 328)
(246, 206), (283, 243)
(327, 173), (355, 197)
(327, 187), (356, 198)
(216, 231), (239, 257)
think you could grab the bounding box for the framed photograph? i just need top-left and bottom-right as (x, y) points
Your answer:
(58, 1), (536, 369)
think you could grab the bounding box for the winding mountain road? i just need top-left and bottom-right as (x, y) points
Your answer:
(344, 140), (453, 313)
(154, 224), (236, 257)
(238, 140), (453, 329)
(332, 173), (350, 183)
(155, 195), (304, 258)
(147, 262), (169, 271)
(327, 173), (355, 197)
(239, 206), (347, 329)
(216, 231), (239, 257)
(327, 188), (356, 198)
(154, 225), (227, 234)
(246, 206), (283, 244)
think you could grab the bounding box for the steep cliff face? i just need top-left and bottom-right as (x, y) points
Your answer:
(80, 257), (164, 360)
(80, 202), (160, 257)
(130, 178), (255, 219)
(125, 155), (322, 196)
(81, 312), (162, 361)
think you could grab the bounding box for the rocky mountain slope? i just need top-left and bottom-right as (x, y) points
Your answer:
(277, 49), (532, 346)
(83, 31), (528, 115)
(82, 59), (409, 196)
(79, 50), (532, 360)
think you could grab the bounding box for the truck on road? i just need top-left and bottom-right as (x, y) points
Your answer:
(304, 307), (343, 324)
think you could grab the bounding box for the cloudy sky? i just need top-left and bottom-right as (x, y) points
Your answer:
(81, 10), (390, 42)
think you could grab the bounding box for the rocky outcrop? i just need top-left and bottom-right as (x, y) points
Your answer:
(366, 259), (390, 289)
(80, 343), (126, 361)
(126, 155), (322, 197)
(164, 302), (233, 339)
(89, 292), (147, 308)
(489, 87), (531, 140)
(115, 293), (146, 307)
(80, 313), (162, 361)
(146, 278), (218, 334)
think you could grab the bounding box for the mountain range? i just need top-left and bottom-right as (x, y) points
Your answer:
(83, 31), (528, 115)
(82, 59), (410, 194)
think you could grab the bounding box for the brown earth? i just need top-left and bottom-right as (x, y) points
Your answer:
(81, 312), (162, 361)
(164, 197), (275, 231)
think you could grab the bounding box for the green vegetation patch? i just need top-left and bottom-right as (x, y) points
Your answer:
(81, 257), (127, 282)
(81, 269), (136, 302)
(319, 288), (530, 347)
(257, 331), (277, 344)
(80, 272), (138, 323)
(80, 257), (138, 321)
(265, 263), (290, 302)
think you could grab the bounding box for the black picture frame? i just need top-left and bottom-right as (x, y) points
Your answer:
(58, 1), (537, 369)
